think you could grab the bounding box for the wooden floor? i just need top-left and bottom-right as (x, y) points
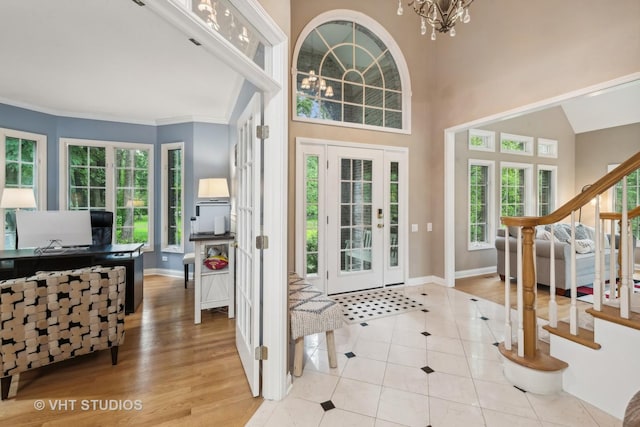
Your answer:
(455, 273), (593, 321)
(1, 275), (261, 427)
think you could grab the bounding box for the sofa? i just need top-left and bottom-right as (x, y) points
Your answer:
(0, 265), (126, 400)
(495, 224), (629, 292)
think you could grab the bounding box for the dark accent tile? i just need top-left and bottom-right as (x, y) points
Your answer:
(360, 322), (368, 327)
(481, 316), (489, 320)
(320, 400), (335, 411)
(344, 352), (356, 358)
(492, 342), (499, 347)
(421, 366), (434, 374)
(421, 331), (431, 337)
(421, 293), (427, 296)
(471, 298), (478, 301)
(421, 309), (429, 313)
(514, 385), (527, 393)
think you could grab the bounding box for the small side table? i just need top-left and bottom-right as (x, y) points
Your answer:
(189, 232), (235, 324)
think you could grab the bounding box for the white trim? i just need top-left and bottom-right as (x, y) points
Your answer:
(468, 129), (495, 152)
(292, 9), (412, 133)
(537, 138), (558, 158)
(444, 72), (640, 289)
(455, 266), (497, 279)
(500, 132), (534, 156)
(161, 142), (185, 253)
(406, 275), (447, 287)
(467, 159), (495, 251)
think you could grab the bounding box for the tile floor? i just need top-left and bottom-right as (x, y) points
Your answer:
(247, 283), (623, 427)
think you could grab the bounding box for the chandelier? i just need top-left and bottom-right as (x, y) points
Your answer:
(396, 0), (474, 40)
(300, 70), (334, 98)
(196, 0), (250, 45)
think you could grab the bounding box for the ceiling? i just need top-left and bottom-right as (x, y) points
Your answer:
(0, 0), (243, 125)
(0, 1), (638, 131)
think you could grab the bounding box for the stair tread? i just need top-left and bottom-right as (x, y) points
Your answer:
(586, 305), (640, 331)
(498, 342), (568, 372)
(542, 321), (601, 349)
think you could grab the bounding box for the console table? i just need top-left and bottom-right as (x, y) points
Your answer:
(189, 232), (235, 324)
(0, 244), (144, 314)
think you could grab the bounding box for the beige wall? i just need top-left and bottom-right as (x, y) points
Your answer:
(431, 0), (640, 277)
(258, 0), (290, 37)
(454, 107), (576, 272)
(288, 0), (640, 279)
(289, 0), (437, 278)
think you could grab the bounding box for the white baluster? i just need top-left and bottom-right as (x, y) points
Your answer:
(517, 227), (524, 358)
(610, 219), (617, 300)
(504, 227), (512, 350)
(549, 225), (557, 327)
(621, 177), (630, 319)
(570, 212), (578, 335)
(594, 196), (602, 311)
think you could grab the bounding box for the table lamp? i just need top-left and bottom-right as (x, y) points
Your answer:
(197, 178), (229, 202)
(0, 187), (37, 249)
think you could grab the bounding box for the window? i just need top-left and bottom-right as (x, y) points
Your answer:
(468, 129), (495, 152)
(0, 129), (47, 249)
(61, 138), (153, 248)
(468, 160), (494, 249)
(537, 138), (558, 158)
(162, 143), (184, 252)
(501, 162), (534, 219)
(537, 165), (557, 216)
(293, 11), (410, 132)
(500, 133), (534, 156)
(389, 161), (399, 265)
(305, 154), (320, 275)
(610, 164), (640, 244)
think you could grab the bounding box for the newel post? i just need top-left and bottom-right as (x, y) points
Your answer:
(521, 226), (537, 357)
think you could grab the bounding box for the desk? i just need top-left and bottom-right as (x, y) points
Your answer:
(189, 233), (235, 324)
(0, 244), (144, 314)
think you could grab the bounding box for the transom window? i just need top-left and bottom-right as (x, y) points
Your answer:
(293, 12), (410, 132)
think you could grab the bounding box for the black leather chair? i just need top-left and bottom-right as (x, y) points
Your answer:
(90, 210), (114, 245)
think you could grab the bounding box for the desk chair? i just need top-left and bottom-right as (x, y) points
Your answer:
(90, 210), (114, 245)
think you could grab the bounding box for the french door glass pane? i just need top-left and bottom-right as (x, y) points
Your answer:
(389, 161), (399, 267)
(340, 158), (373, 272)
(305, 155), (320, 275)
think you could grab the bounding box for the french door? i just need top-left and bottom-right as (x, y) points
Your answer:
(234, 94), (262, 397)
(296, 140), (407, 295)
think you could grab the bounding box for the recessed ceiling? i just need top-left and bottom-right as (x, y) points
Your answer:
(0, 0), (243, 125)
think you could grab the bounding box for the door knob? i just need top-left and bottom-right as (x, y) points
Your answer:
(377, 224), (384, 228)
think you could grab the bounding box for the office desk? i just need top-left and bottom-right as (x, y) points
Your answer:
(0, 244), (144, 314)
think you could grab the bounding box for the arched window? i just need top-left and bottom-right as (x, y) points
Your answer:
(293, 11), (411, 133)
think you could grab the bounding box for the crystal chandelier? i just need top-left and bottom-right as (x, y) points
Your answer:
(396, 0), (474, 40)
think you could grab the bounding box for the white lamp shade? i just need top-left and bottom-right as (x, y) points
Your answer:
(0, 188), (37, 209)
(198, 178), (229, 199)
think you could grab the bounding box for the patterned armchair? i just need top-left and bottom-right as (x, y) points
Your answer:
(0, 265), (126, 400)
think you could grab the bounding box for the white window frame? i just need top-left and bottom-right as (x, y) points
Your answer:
(0, 128), (47, 249)
(537, 138), (558, 158)
(537, 164), (558, 216)
(59, 137), (154, 251)
(468, 129), (495, 152)
(467, 159), (495, 250)
(500, 161), (535, 220)
(161, 142), (184, 253)
(292, 10), (412, 135)
(500, 133), (534, 156)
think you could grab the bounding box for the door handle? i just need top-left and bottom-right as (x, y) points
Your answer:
(377, 224), (384, 228)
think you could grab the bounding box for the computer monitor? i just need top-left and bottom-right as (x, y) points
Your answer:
(16, 210), (93, 249)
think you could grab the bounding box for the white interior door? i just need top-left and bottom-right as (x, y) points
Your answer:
(234, 94), (261, 397)
(327, 146), (385, 294)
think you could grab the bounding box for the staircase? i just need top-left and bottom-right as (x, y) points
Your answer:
(499, 151), (640, 419)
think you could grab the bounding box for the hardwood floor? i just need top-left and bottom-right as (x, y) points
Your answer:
(454, 273), (593, 321)
(1, 275), (261, 426)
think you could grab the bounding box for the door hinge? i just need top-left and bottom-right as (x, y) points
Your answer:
(326, 271), (329, 280)
(255, 345), (268, 361)
(256, 125), (269, 140)
(256, 235), (269, 250)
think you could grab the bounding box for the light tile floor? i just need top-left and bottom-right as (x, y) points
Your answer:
(247, 283), (623, 427)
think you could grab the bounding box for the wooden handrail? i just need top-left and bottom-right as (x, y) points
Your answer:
(503, 150), (640, 227)
(600, 205), (640, 221)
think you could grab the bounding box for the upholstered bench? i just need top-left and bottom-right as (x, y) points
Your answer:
(0, 265), (126, 400)
(288, 273), (344, 376)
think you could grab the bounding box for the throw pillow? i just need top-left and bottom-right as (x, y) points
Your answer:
(574, 223), (590, 240)
(545, 224), (571, 243)
(571, 239), (596, 254)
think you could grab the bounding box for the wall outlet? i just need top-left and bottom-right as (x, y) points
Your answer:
(427, 222), (433, 232)
(162, 256), (168, 262)
(411, 224), (418, 232)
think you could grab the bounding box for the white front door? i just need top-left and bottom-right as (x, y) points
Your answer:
(327, 146), (385, 294)
(234, 94), (261, 397)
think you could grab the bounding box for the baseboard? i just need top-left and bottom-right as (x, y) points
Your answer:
(455, 266), (497, 279)
(144, 268), (183, 278)
(407, 275), (447, 287)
